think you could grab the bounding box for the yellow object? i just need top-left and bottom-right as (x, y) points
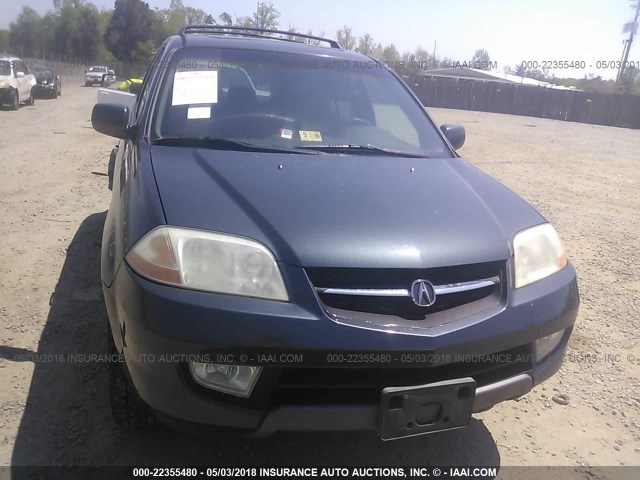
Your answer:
(118, 78), (143, 91)
(299, 130), (323, 142)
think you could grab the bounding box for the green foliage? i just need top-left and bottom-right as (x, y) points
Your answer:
(620, 66), (640, 95)
(53, 1), (101, 61)
(514, 62), (550, 81)
(8, 7), (42, 58)
(337, 25), (356, 50)
(104, 0), (154, 62)
(254, 2), (280, 30)
(0, 29), (9, 53)
(471, 48), (491, 70)
(381, 44), (400, 64)
(219, 13), (233, 27)
(158, 0), (216, 38)
(356, 33), (375, 55)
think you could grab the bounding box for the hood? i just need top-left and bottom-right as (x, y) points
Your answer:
(150, 147), (544, 268)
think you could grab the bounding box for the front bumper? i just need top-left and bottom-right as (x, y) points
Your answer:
(103, 260), (579, 433)
(0, 87), (14, 106)
(34, 84), (57, 95)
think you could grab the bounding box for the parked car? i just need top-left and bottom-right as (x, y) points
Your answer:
(32, 66), (62, 98)
(85, 65), (114, 86)
(0, 55), (36, 110)
(92, 26), (579, 440)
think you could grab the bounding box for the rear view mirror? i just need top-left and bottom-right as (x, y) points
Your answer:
(440, 124), (466, 150)
(92, 103), (130, 139)
(16, 71), (25, 78)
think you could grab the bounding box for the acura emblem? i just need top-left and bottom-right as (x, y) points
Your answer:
(410, 279), (437, 307)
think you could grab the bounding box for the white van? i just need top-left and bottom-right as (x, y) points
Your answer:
(0, 55), (36, 110)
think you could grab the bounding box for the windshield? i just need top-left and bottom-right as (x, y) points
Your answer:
(89, 66), (106, 73)
(35, 70), (54, 81)
(151, 48), (450, 157)
(0, 61), (10, 76)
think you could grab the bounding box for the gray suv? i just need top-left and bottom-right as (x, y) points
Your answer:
(91, 26), (579, 440)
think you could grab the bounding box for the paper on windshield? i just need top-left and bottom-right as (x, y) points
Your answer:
(172, 71), (218, 106)
(187, 106), (212, 119)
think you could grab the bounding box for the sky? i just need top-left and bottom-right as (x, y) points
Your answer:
(2, 0), (639, 80)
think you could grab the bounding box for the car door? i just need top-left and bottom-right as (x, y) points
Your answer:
(14, 61), (29, 100)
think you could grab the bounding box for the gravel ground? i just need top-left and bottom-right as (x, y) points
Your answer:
(0, 84), (638, 472)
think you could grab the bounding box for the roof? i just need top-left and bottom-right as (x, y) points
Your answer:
(420, 68), (580, 90)
(165, 31), (366, 62)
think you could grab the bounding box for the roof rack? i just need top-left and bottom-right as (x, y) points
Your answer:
(177, 25), (341, 49)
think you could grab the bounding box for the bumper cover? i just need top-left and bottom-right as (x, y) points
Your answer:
(103, 261), (579, 432)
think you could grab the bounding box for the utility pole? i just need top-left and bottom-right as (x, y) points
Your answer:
(432, 40), (437, 69)
(617, 0), (640, 82)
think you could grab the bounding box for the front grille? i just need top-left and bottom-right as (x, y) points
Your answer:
(307, 261), (505, 322)
(269, 344), (533, 406)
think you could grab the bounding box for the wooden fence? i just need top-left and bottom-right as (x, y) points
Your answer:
(409, 75), (640, 129)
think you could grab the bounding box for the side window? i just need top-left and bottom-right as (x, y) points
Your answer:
(131, 47), (166, 123)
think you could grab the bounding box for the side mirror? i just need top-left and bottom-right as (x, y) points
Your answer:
(440, 124), (465, 150)
(92, 103), (131, 139)
(16, 71), (25, 78)
(129, 82), (143, 95)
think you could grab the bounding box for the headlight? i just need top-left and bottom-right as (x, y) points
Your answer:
(126, 226), (288, 301)
(513, 223), (567, 288)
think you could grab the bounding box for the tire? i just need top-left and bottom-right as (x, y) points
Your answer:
(85, 81), (91, 87)
(27, 90), (35, 106)
(107, 323), (156, 429)
(10, 90), (19, 111)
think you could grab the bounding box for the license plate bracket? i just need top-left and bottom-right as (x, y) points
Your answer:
(378, 377), (476, 441)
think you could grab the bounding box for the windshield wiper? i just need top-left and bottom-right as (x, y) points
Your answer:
(295, 144), (432, 158)
(153, 137), (318, 154)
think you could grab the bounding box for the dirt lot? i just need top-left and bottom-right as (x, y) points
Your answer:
(0, 83), (638, 472)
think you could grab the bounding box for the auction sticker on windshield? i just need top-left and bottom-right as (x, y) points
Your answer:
(187, 106), (211, 119)
(299, 130), (323, 142)
(172, 71), (218, 106)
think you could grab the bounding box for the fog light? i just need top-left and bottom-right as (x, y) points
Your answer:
(189, 362), (261, 397)
(535, 330), (565, 362)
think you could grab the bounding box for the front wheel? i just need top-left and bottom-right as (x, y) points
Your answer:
(107, 323), (156, 429)
(27, 90), (35, 106)
(10, 90), (19, 110)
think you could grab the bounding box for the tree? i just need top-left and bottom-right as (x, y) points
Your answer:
(8, 7), (42, 58)
(620, 66), (640, 95)
(104, 0), (154, 62)
(254, 2), (279, 30)
(96, 10), (116, 63)
(514, 62), (550, 81)
(219, 12), (233, 27)
(0, 29), (9, 53)
(381, 44), (399, 64)
(53, 1), (101, 62)
(356, 33), (374, 55)
(471, 48), (491, 70)
(337, 25), (356, 50)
